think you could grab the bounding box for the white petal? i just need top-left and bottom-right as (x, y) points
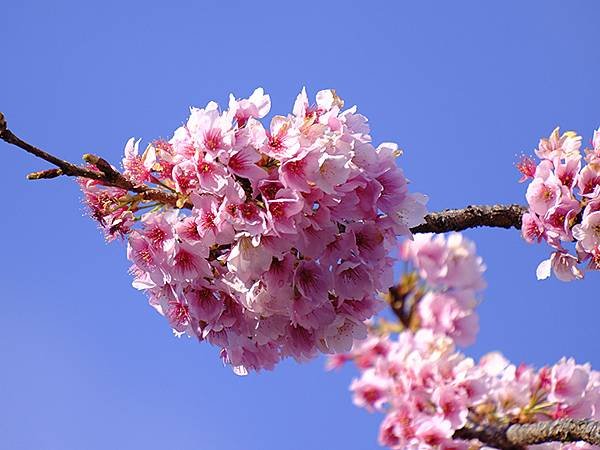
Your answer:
(536, 258), (552, 280)
(233, 365), (248, 376)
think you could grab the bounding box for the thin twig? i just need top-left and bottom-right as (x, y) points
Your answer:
(0, 116), (188, 208)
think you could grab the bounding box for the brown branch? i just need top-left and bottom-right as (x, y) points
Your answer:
(454, 421), (521, 450)
(454, 419), (600, 450)
(507, 419), (600, 447)
(410, 204), (527, 234)
(0, 114), (187, 208)
(1, 113), (528, 230)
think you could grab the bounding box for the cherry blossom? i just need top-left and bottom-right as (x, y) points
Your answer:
(519, 127), (600, 281)
(79, 87), (427, 373)
(330, 232), (600, 450)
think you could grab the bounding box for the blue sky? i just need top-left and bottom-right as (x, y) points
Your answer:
(1, 1), (599, 449)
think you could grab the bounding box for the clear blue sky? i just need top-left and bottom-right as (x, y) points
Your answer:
(1, 1), (599, 449)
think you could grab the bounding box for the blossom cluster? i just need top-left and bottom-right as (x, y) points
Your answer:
(336, 331), (600, 450)
(398, 233), (486, 346)
(78, 179), (135, 241)
(330, 232), (599, 450)
(519, 127), (600, 281)
(80, 88), (428, 373)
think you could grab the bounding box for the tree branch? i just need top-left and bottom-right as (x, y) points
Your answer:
(454, 419), (600, 450)
(507, 419), (600, 447)
(410, 204), (527, 234)
(454, 420), (521, 450)
(1, 113), (528, 233)
(0, 114), (185, 208)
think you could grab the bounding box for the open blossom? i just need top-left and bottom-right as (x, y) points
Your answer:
(549, 358), (591, 404)
(122, 137), (155, 183)
(536, 251), (584, 282)
(516, 154), (537, 183)
(79, 87), (428, 373)
(535, 127), (582, 161)
(572, 210), (600, 254)
(350, 368), (391, 412)
(228, 87), (271, 127)
(78, 177), (135, 241)
(520, 127), (600, 281)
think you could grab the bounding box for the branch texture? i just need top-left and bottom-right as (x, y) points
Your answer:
(454, 421), (521, 450)
(455, 419), (600, 450)
(410, 204), (527, 234)
(507, 419), (600, 447)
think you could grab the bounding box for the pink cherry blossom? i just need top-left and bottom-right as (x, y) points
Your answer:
(226, 145), (266, 182)
(526, 174), (563, 216)
(535, 127), (582, 161)
(186, 101), (234, 156)
(122, 137), (154, 183)
(279, 149), (319, 193)
(400, 233), (486, 292)
(261, 115), (300, 159)
(79, 178), (135, 241)
(519, 128), (600, 281)
(80, 87), (428, 373)
(573, 211), (600, 253)
(550, 358), (591, 404)
(333, 326), (600, 450)
(314, 152), (352, 194)
(522, 212), (547, 243)
(536, 251), (584, 282)
(228, 87), (271, 127)
(350, 368), (391, 412)
(516, 154), (537, 183)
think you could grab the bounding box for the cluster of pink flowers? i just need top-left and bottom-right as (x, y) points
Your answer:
(335, 331), (600, 450)
(330, 232), (600, 450)
(80, 88), (428, 373)
(399, 233), (486, 346)
(519, 127), (600, 281)
(79, 178), (135, 241)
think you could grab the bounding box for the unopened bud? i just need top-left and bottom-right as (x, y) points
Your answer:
(83, 152), (123, 182)
(82, 153), (100, 165)
(27, 168), (63, 180)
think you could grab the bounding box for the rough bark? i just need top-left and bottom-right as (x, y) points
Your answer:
(454, 419), (600, 450)
(410, 204), (527, 234)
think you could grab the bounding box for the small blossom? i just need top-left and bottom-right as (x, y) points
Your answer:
(516, 154), (537, 183)
(536, 251), (584, 282)
(535, 127), (582, 161)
